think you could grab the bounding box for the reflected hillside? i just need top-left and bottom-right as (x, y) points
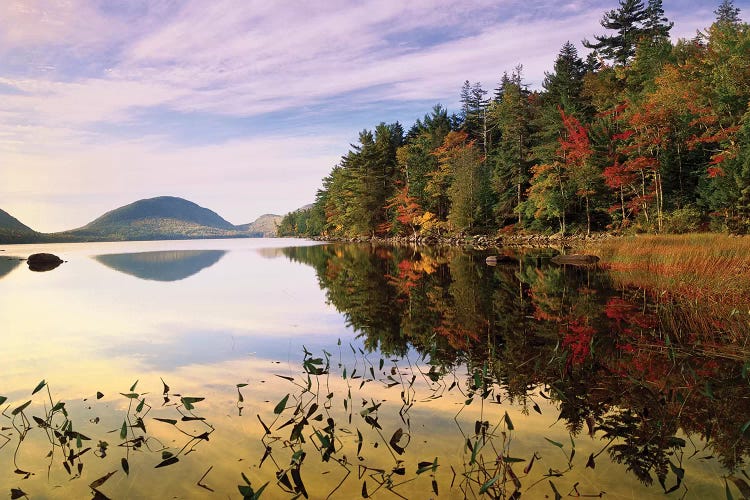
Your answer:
(94, 250), (226, 281)
(283, 243), (750, 482)
(0, 257), (21, 279)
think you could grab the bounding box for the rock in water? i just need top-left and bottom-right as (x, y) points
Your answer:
(27, 253), (64, 272)
(550, 254), (600, 266)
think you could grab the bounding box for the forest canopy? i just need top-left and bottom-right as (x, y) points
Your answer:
(279, 1), (750, 238)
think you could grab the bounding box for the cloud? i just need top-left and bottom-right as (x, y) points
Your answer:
(0, 0), (728, 231)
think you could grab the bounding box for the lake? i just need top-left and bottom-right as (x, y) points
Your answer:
(1, 239), (748, 499)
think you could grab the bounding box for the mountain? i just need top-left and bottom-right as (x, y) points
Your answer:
(62, 196), (243, 241)
(0, 209), (42, 243)
(236, 214), (282, 237)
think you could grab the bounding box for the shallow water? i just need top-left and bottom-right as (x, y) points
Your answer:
(0, 239), (748, 498)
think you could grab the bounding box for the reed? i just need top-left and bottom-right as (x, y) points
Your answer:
(583, 234), (750, 307)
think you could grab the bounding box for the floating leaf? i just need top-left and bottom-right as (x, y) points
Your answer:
(545, 437), (563, 449)
(120, 393), (139, 399)
(96, 392), (104, 400)
(161, 451), (174, 460)
(274, 394), (290, 415)
(504, 412), (514, 431)
(362, 480), (368, 498)
(32, 380), (46, 395)
(237, 383), (248, 388)
(0, 396), (7, 405)
(10, 488), (27, 499)
(121, 458), (129, 475)
(479, 476), (498, 494)
(153, 418), (177, 425)
(586, 453), (596, 469)
(155, 456), (179, 468)
(119, 421), (127, 440)
(532, 402), (541, 414)
(549, 480), (562, 500)
(389, 428), (407, 455)
(89, 470), (117, 489)
(11, 401), (31, 416)
(180, 397), (204, 410)
(524, 453), (538, 474)
(136, 399), (145, 413)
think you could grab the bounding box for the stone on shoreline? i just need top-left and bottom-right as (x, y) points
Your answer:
(27, 253), (64, 272)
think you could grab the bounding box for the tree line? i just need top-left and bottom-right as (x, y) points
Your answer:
(279, 0), (750, 237)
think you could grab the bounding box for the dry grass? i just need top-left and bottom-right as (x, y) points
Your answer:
(583, 234), (750, 307)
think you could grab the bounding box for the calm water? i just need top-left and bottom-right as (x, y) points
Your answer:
(1, 239), (748, 499)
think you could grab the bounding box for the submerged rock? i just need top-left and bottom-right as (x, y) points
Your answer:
(550, 254), (600, 266)
(27, 253), (64, 272)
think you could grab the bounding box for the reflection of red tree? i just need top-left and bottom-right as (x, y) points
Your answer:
(562, 318), (596, 365)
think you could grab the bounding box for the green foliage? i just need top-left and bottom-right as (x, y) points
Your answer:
(284, 6), (750, 238)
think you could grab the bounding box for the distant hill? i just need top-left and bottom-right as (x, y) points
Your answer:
(0, 209), (43, 243)
(237, 214), (282, 237)
(61, 196), (243, 241)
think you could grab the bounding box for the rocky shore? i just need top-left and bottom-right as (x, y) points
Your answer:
(312, 232), (618, 250)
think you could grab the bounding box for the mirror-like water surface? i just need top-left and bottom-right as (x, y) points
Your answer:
(1, 239), (748, 499)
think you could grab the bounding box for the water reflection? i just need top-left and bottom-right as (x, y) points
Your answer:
(0, 257), (20, 279)
(94, 250), (227, 281)
(2, 242), (749, 498)
(282, 244), (750, 484)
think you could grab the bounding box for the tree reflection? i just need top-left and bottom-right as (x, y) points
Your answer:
(282, 243), (750, 482)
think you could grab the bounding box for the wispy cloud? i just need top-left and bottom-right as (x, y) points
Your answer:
(0, 0), (729, 231)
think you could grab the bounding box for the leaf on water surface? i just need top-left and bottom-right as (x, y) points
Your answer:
(545, 437), (563, 449)
(153, 418), (177, 425)
(432, 479), (438, 496)
(160, 378), (170, 395)
(161, 451), (174, 460)
(549, 480), (562, 500)
(96, 392), (104, 400)
(504, 412), (514, 431)
(237, 383), (248, 388)
(89, 470), (117, 489)
(32, 380), (46, 395)
(362, 480), (368, 498)
(32, 416), (47, 428)
(524, 453), (538, 474)
(121, 458), (129, 475)
(119, 421), (127, 440)
(180, 397), (204, 410)
(136, 399), (145, 413)
(120, 393), (139, 399)
(11, 401), (31, 416)
(479, 476), (499, 494)
(389, 428), (407, 455)
(533, 402), (542, 414)
(275, 375), (295, 382)
(181, 416), (206, 422)
(274, 394), (290, 415)
(10, 489), (27, 500)
(257, 415), (271, 435)
(586, 453), (596, 469)
(155, 456), (179, 468)
(0, 396), (7, 405)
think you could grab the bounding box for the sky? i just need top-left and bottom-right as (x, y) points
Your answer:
(0, 0), (743, 232)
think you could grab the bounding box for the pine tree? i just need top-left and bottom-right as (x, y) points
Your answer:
(583, 0), (650, 65)
(715, 0), (742, 25)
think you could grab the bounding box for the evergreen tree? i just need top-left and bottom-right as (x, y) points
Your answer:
(543, 42), (587, 111)
(583, 0), (650, 65)
(715, 0), (742, 25)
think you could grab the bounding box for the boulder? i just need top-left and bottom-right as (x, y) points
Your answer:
(27, 253), (64, 272)
(550, 254), (599, 266)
